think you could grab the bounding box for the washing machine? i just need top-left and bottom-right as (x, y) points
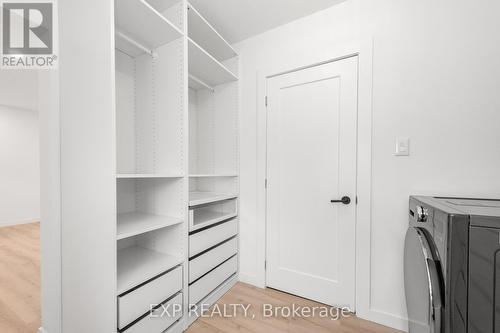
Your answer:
(404, 196), (500, 333)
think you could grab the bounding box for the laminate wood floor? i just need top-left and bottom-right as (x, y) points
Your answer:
(187, 282), (403, 333)
(0, 222), (40, 333)
(0, 223), (402, 333)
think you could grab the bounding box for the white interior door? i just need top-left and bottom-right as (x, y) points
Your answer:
(266, 56), (358, 309)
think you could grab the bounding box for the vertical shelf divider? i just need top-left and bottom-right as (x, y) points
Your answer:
(186, 0), (240, 326)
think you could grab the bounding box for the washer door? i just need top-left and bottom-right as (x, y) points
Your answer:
(404, 227), (443, 333)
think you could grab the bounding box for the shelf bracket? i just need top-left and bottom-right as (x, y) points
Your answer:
(116, 30), (158, 58)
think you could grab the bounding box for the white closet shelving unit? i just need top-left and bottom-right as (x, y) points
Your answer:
(187, 0), (239, 325)
(113, 0), (239, 332)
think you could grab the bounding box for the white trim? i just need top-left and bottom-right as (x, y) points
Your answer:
(353, 38), (374, 320)
(38, 327), (48, 333)
(0, 218), (39, 228)
(360, 308), (409, 332)
(39, 69), (62, 333)
(253, 39), (405, 330)
(255, 69), (267, 290)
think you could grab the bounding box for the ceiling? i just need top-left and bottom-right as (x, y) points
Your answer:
(188, 0), (347, 44)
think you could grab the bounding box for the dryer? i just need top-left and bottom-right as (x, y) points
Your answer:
(405, 196), (500, 333)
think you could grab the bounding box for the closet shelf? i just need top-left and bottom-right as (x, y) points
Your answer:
(115, 0), (183, 57)
(189, 174), (238, 178)
(117, 246), (182, 295)
(115, 31), (156, 58)
(116, 173), (184, 179)
(191, 211), (238, 232)
(187, 2), (237, 61)
(189, 191), (238, 207)
(147, 0), (181, 13)
(189, 74), (215, 91)
(188, 38), (238, 87)
(117, 212), (183, 240)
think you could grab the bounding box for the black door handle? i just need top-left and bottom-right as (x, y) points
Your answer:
(331, 196), (351, 205)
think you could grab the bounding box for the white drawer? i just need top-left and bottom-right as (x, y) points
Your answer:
(189, 237), (237, 283)
(189, 198), (238, 231)
(189, 219), (238, 257)
(123, 293), (183, 333)
(118, 266), (182, 329)
(189, 255), (237, 305)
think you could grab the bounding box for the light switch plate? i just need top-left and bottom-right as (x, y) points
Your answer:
(395, 137), (410, 156)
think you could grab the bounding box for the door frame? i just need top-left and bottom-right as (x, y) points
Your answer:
(252, 39), (374, 318)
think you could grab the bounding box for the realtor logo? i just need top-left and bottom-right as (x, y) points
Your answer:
(1, 0), (57, 68)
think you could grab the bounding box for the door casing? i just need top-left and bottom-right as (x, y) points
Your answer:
(251, 40), (378, 325)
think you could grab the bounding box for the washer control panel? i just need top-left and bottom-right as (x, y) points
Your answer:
(416, 206), (429, 223)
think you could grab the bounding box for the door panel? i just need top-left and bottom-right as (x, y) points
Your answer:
(266, 57), (358, 308)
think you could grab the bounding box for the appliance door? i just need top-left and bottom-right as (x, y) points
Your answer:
(404, 227), (443, 333)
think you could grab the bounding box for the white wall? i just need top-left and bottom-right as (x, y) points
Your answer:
(0, 71), (40, 226)
(234, 0), (500, 330)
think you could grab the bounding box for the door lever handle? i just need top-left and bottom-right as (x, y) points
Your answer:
(331, 196), (351, 205)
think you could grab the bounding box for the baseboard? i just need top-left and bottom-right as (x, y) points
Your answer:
(238, 272), (264, 288)
(0, 218), (39, 228)
(240, 273), (407, 332)
(357, 308), (408, 332)
(240, 273), (409, 331)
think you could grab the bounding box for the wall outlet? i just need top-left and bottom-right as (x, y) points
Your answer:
(395, 137), (410, 156)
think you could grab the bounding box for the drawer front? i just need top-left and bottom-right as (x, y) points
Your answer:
(118, 266), (182, 329)
(189, 198), (238, 232)
(189, 219), (238, 257)
(189, 255), (237, 305)
(123, 293), (183, 333)
(189, 237), (237, 283)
